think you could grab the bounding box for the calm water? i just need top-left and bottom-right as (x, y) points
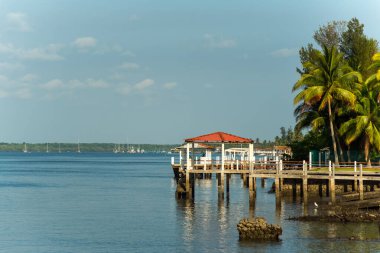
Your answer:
(0, 152), (379, 253)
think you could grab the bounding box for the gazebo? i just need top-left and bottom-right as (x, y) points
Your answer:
(184, 131), (254, 171)
(182, 131), (254, 197)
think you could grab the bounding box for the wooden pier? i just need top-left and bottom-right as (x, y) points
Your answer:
(172, 160), (380, 206)
(173, 132), (380, 208)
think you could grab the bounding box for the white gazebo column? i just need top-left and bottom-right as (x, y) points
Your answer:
(218, 143), (225, 197)
(221, 143), (225, 171)
(248, 143), (255, 191)
(186, 143), (191, 196)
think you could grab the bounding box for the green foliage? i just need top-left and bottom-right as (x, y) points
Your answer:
(293, 18), (379, 163)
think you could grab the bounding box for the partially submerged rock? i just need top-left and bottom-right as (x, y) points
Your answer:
(237, 217), (282, 241)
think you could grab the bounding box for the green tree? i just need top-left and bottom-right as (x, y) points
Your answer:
(339, 79), (380, 166)
(293, 45), (360, 165)
(340, 18), (378, 79)
(313, 20), (347, 49)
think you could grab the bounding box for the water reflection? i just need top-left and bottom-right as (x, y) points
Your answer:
(175, 174), (380, 252)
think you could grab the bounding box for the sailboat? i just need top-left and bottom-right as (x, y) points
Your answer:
(46, 143), (49, 153)
(113, 144), (119, 153)
(23, 143), (28, 153)
(77, 142), (81, 153)
(58, 143), (61, 153)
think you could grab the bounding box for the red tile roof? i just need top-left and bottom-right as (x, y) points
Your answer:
(185, 132), (253, 143)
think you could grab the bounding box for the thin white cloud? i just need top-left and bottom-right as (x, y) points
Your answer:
(119, 78), (155, 95)
(40, 78), (109, 91)
(6, 12), (32, 32)
(0, 42), (64, 61)
(73, 37), (97, 49)
(86, 79), (109, 88)
(14, 88), (32, 99)
(119, 62), (140, 70)
(0, 62), (23, 71)
(40, 79), (64, 90)
(163, 82), (177, 90)
(135, 79), (154, 91)
(20, 73), (38, 82)
(271, 48), (298, 58)
(204, 34), (237, 49)
(0, 89), (9, 98)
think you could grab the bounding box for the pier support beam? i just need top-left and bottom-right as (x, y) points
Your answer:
(275, 176), (280, 195)
(353, 161), (358, 192)
(302, 176), (308, 203)
(218, 172), (225, 198)
(248, 176), (256, 194)
(226, 174), (230, 194)
(249, 176), (256, 211)
(359, 164), (364, 200)
(243, 173), (247, 187)
(329, 176), (336, 204)
(261, 178), (265, 188)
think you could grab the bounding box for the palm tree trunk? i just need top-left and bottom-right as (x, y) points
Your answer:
(347, 145), (351, 163)
(328, 99), (339, 165)
(364, 135), (371, 167)
(334, 125), (344, 162)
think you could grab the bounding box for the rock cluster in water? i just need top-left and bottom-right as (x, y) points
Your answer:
(237, 217), (282, 241)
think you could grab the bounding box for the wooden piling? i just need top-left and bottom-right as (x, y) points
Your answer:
(242, 173), (247, 187)
(185, 170), (190, 194)
(218, 172), (225, 196)
(226, 174), (230, 193)
(302, 176), (308, 203)
(329, 164), (336, 203)
(261, 178), (265, 188)
(359, 164), (364, 200)
(354, 161), (358, 192)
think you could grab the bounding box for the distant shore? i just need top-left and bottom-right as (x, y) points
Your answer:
(0, 143), (177, 153)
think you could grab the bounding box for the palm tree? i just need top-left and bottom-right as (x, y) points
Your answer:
(339, 53), (380, 166)
(339, 85), (380, 166)
(293, 45), (360, 165)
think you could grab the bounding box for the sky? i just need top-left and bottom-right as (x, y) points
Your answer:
(0, 0), (379, 144)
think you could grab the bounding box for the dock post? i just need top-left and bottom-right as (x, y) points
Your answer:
(275, 162), (281, 199)
(218, 173), (225, 199)
(185, 170), (191, 198)
(353, 161), (358, 192)
(261, 178), (265, 188)
(226, 173), (230, 194)
(359, 164), (364, 200)
(302, 161), (308, 203)
(329, 163), (336, 204)
(218, 143), (225, 198)
(249, 175), (256, 208)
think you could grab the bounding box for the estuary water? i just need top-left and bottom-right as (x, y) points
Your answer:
(0, 152), (379, 253)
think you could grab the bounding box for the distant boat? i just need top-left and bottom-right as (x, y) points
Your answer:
(77, 141), (81, 153)
(23, 143), (28, 153)
(58, 143), (61, 153)
(46, 143), (49, 153)
(113, 144), (119, 153)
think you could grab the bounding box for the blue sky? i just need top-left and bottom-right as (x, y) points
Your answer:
(0, 1), (379, 144)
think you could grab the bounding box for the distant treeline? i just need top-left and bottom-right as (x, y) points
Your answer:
(0, 143), (178, 153)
